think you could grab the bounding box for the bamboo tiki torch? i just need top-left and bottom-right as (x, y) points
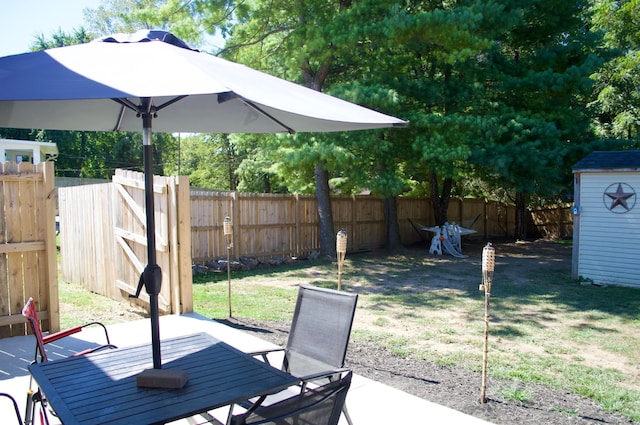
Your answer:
(336, 229), (348, 291)
(480, 242), (495, 404)
(223, 216), (233, 317)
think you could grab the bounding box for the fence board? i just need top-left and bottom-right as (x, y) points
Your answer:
(5, 162), (24, 336)
(0, 166), (6, 338)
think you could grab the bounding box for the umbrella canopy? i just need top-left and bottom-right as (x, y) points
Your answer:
(0, 30), (406, 372)
(0, 30), (406, 133)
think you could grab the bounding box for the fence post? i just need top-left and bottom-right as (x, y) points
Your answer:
(42, 162), (59, 332)
(351, 195), (357, 252)
(231, 191), (240, 259)
(177, 176), (193, 313)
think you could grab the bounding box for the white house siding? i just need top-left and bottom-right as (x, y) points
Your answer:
(577, 172), (640, 287)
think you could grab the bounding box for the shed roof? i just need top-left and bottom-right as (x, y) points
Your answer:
(573, 150), (640, 172)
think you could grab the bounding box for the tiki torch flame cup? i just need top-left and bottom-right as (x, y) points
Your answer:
(482, 242), (495, 285)
(336, 229), (347, 255)
(223, 216), (232, 236)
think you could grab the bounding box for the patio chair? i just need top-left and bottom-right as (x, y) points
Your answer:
(21, 297), (117, 425)
(251, 284), (358, 425)
(1, 392), (25, 425)
(230, 371), (352, 425)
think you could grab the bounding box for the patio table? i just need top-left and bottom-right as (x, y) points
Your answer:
(28, 332), (299, 425)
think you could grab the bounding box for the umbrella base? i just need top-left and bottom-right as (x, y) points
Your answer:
(136, 368), (189, 389)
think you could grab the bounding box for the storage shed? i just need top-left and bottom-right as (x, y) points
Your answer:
(572, 151), (640, 287)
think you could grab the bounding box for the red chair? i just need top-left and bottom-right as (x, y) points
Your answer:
(21, 297), (117, 425)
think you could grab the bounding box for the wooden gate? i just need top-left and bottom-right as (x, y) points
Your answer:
(0, 162), (57, 337)
(111, 170), (192, 314)
(59, 170), (192, 315)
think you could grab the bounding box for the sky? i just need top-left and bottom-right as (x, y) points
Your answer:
(0, 0), (103, 57)
(0, 0), (224, 57)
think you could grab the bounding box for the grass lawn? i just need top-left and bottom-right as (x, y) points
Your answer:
(60, 239), (640, 421)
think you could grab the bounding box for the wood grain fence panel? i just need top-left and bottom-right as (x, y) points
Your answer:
(60, 183), (117, 297)
(530, 205), (572, 239)
(19, 162), (39, 332)
(353, 196), (385, 251)
(190, 190), (234, 262)
(295, 195), (318, 256)
(397, 197), (431, 244)
(5, 162), (24, 336)
(0, 162), (56, 338)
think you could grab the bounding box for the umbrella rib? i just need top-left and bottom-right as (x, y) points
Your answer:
(157, 95), (188, 111)
(240, 99), (296, 135)
(111, 98), (140, 131)
(114, 104), (126, 131)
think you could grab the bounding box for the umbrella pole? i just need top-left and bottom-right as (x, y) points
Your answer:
(143, 145), (162, 369)
(142, 111), (162, 370)
(135, 103), (188, 389)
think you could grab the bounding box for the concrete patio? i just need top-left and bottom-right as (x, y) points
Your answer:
(0, 313), (492, 424)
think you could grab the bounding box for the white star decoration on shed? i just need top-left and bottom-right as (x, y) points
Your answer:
(603, 183), (636, 213)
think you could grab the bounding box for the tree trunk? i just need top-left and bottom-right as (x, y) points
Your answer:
(514, 191), (528, 240)
(315, 163), (335, 258)
(153, 144), (164, 176)
(263, 174), (271, 193)
(78, 131), (86, 177)
(383, 196), (403, 252)
(429, 171), (453, 226)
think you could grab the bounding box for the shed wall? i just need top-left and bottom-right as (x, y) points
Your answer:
(576, 172), (640, 287)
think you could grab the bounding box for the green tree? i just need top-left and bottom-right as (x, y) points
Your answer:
(165, 133), (239, 189)
(220, 0), (405, 256)
(590, 0), (640, 140)
(84, 0), (235, 49)
(472, 0), (604, 238)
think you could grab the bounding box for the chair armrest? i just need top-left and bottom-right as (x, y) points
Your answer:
(297, 368), (351, 390)
(247, 347), (285, 366)
(42, 321), (114, 347)
(42, 326), (83, 344)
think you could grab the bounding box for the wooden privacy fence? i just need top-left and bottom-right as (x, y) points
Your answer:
(59, 170), (192, 314)
(0, 162), (57, 337)
(190, 191), (518, 262)
(60, 172), (570, 304)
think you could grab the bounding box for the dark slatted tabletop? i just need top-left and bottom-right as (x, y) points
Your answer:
(28, 333), (299, 425)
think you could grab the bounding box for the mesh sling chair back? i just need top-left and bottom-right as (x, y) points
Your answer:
(253, 284), (358, 425)
(230, 371), (352, 425)
(284, 285), (358, 377)
(21, 297), (117, 425)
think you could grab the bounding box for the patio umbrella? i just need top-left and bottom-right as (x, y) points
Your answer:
(0, 30), (406, 372)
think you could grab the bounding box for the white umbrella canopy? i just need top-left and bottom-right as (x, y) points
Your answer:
(0, 30), (406, 133)
(0, 30), (406, 375)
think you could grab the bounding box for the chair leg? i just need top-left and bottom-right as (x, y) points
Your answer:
(24, 389), (35, 425)
(25, 389), (50, 425)
(342, 404), (354, 425)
